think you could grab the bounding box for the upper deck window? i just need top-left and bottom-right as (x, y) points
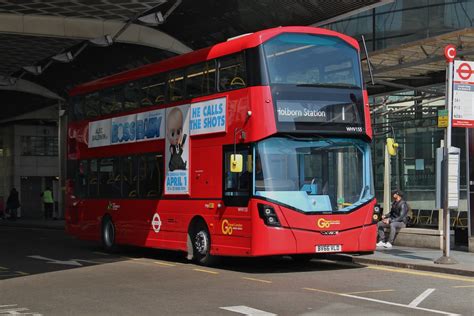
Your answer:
(123, 82), (141, 111)
(168, 70), (185, 102)
(186, 61), (217, 98)
(70, 96), (84, 121)
(84, 92), (100, 118)
(263, 33), (361, 89)
(141, 74), (166, 106)
(100, 87), (123, 115)
(218, 53), (247, 91)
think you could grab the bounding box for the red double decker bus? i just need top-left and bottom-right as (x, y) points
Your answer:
(66, 26), (377, 264)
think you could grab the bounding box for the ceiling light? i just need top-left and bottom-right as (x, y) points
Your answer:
(138, 11), (165, 26)
(88, 35), (113, 47)
(23, 65), (43, 75)
(0, 76), (16, 86)
(51, 51), (74, 63)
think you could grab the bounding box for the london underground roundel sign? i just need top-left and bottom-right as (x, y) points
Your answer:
(444, 44), (456, 63)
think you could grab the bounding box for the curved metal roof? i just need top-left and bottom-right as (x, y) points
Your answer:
(0, 0), (384, 121)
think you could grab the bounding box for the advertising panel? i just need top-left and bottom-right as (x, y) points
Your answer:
(190, 97), (226, 135)
(88, 109), (165, 148)
(111, 113), (137, 145)
(165, 104), (190, 195)
(453, 60), (474, 128)
(136, 109), (165, 142)
(88, 118), (111, 148)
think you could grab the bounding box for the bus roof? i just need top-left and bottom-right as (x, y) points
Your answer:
(69, 26), (359, 96)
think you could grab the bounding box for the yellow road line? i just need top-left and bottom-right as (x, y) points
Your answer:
(0, 266), (7, 270)
(93, 252), (109, 255)
(193, 268), (219, 274)
(127, 260), (152, 266)
(303, 287), (340, 295)
(366, 265), (474, 283)
(154, 261), (176, 267)
(242, 277), (272, 284)
(345, 289), (394, 295)
(452, 285), (474, 288)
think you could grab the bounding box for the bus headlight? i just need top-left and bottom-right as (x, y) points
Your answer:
(372, 205), (381, 223)
(258, 204), (281, 227)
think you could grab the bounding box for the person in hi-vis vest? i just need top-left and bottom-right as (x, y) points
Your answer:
(41, 187), (54, 220)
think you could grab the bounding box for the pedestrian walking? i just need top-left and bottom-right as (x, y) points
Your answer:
(376, 189), (409, 249)
(41, 186), (54, 220)
(6, 188), (20, 221)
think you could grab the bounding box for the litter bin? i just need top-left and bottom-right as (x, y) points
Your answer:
(454, 227), (468, 245)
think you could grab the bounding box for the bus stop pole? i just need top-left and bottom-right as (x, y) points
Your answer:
(435, 47), (457, 264)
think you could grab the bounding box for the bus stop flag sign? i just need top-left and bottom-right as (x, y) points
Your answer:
(452, 60), (474, 128)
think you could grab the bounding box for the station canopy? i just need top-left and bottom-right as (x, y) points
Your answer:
(0, 0), (386, 121)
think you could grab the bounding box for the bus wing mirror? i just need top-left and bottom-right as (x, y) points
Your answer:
(386, 138), (399, 156)
(230, 154), (243, 173)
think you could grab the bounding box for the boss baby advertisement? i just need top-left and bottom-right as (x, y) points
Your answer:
(190, 97), (226, 135)
(165, 104), (190, 195)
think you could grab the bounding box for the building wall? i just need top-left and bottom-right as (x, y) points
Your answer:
(0, 105), (59, 218)
(0, 126), (14, 211)
(0, 124), (58, 218)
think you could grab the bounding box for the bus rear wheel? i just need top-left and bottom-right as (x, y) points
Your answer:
(191, 222), (216, 266)
(102, 217), (117, 252)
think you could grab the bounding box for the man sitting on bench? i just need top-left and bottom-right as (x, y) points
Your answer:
(376, 189), (409, 249)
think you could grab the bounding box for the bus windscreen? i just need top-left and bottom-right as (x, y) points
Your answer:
(263, 33), (365, 132)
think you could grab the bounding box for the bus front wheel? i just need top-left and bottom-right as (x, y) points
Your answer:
(102, 216), (117, 252)
(191, 222), (216, 266)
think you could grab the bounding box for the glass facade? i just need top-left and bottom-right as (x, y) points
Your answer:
(371, 93), (468, 226)
(322, 1), (473, 231)
(324, 0), (474, 51)
(20, 136), (58, 156)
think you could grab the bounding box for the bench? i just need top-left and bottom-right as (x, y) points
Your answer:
(382, 226), (445, 249)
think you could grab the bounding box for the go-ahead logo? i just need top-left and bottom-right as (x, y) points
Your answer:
(221, 219), (243, 235)
(317, 218), (340, 228)
(107, 201), (120, 211)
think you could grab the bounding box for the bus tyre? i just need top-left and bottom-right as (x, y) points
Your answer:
(191, 223), (216, 266)
(102, 217), (117, 252)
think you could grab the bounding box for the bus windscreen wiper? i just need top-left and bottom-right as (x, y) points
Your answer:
(296, 83), (360, 89)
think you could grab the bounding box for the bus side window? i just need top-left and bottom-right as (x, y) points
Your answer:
(186, 61), (216, 98)
(138, 154), (163, 198)
(74, 160), (88, 198)
(168, 70), (185, 102)
(84, 92), (100, 118)
(71, 96), (84, 121)
(100, 87), (123, 116)
(142, 75), (166, 106)
(99, 157), (121, 198)
(122, 156), (138, 198)
(218, 53), (247, 91)
(123, 81), (141, 111)
(88, 159), (98, 197)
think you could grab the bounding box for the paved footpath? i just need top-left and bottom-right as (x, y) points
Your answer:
(332, 246), (474, 277)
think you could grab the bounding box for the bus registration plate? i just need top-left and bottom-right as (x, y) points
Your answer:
(316, 245), (341, 253)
